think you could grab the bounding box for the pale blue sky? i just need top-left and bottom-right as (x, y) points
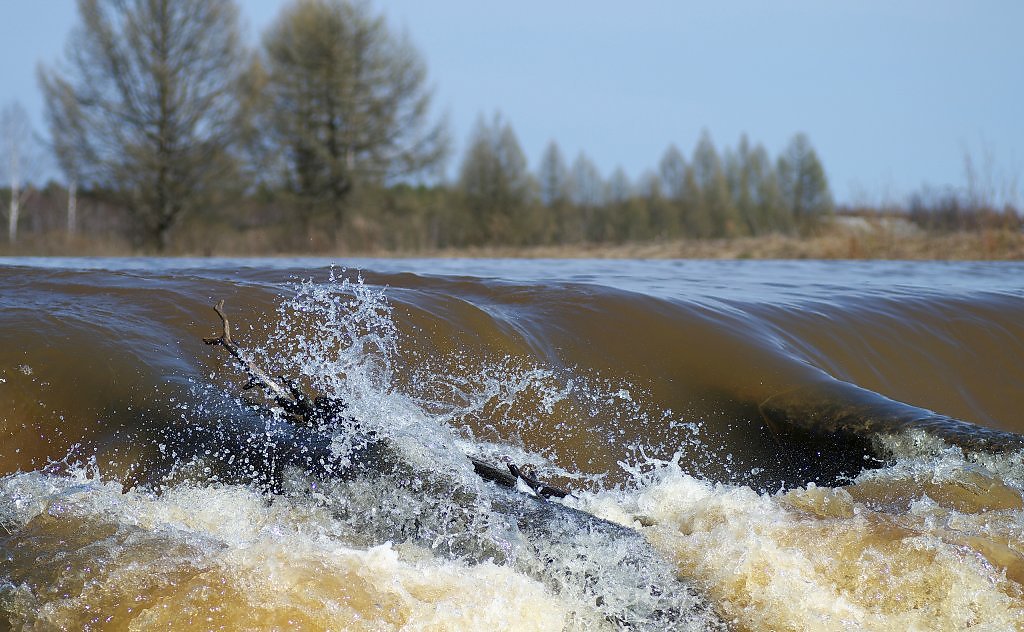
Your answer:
(2, 0), (1022, 205)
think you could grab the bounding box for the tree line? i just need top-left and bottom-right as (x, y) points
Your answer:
(453, 114), (832, 248)
(0, 0), (1013, 255)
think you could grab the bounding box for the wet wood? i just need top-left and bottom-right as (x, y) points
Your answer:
(204, 301), (569, 499)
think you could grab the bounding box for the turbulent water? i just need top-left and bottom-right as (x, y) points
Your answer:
(1, 258), (1023, 631)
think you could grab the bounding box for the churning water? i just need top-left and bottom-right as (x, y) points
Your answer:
(1, 258), (1023, 631)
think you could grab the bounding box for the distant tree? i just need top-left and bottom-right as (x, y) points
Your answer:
(38, 0), (248, 250)
(606, 167), (632, 205)
(605, 166), (648, 242)
(66, 180), (78, 236)
(568, 152), (604, 207)
(535, 140), (567, 243)
(656, 144), (688, 238)
(691, 130), (741, 238)
(458, 113), (531, 244)
(537, 140), (568, 207)
(259, 0), (448, 238)
(658, 144), (687, 201)
(777, 132), (833, 229)
(679, 165), (707, 238)
(724, 136), (752, 233)
(726, 134), (788, 235)
(748, 143), (789, 233)
(566, 152), (604, 241)
(635, 169), (674, 240)
(0, 101), (42, 243)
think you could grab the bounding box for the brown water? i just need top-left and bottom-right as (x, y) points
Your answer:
(1, 258), (1023, 630)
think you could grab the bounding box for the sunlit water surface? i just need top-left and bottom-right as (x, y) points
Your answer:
(1, 258), (1023, 631)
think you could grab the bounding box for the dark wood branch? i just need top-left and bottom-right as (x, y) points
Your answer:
(204, 300), (292, 403)
(204, 300), (324, 428)
(469, 458), (569, 500)
(204, 299), (568, 498)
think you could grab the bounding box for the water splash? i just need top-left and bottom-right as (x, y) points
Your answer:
(572, 444), (1024, 631)
(5, 268), (1023, 630)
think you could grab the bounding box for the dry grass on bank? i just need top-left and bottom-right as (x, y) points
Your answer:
(2, 219), (1023, 260)
(406, 227), (1024, 261)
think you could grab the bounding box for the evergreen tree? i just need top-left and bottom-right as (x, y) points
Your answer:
(749, 143), (789, 233)
(777, 132), (833, 229)
(605, 166), (648, 242)
(458, 113), (531, 244)
(258, 0), (448, 238)
(691, 130), (742, 238)
(567, 152), (604, 241)
(537, 140), (568, 207)
(655, 145), (687, 238)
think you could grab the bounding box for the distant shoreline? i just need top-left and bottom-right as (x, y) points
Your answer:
(2, 223), (1023, 261)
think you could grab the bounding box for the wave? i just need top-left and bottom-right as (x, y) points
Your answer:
(1, 260), (1023, 630)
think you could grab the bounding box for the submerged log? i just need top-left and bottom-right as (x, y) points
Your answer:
(200, 301), (725, 630)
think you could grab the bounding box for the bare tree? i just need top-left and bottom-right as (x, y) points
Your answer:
(259, 0), (449, 237)
(0, 101), (42, 244)
(66, 180), (78, 236)
(38, 0), (248, 250)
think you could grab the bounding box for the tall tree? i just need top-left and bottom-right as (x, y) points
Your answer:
(691, 130), (741, 238)
(39, 0), (248, 250)
(658, 144), (687, 201)
(567, 152), (604, 241)
(724, 136), (753, 234)
(567, 152), (604, 208)
(458, 113), (531, 244)
(0, 101), (42, 244)
(606, 167), (632, 205)
(656, 144), (688, 238)
(537, 140), (568, 208)
(532, 140), (568, 244)
(605, 166), (648, 243)
(726, 137), (791, 236)
(259, 0), (448, 237)
(748, 143), (789, 233)
(777, 132), (833, 228)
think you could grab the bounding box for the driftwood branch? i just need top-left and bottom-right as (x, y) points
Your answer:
(203, 300), (568, 499)
(470, 458), (569, 500)
(204, 300), (324, 426)
(204, 300), (291, 402)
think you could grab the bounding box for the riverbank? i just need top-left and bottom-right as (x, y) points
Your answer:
(2, 218), (1023, 260)
(388, 220), (1024, 260)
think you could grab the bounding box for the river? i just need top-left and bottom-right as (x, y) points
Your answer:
(1, 258), (1022, 630)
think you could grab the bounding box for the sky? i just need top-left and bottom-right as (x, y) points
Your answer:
(1, 0), (1022, 206)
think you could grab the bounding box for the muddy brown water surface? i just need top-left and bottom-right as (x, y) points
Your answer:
(1, 258), (1023, 630)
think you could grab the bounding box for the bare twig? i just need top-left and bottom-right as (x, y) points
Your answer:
(204, 300), (292, 403)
